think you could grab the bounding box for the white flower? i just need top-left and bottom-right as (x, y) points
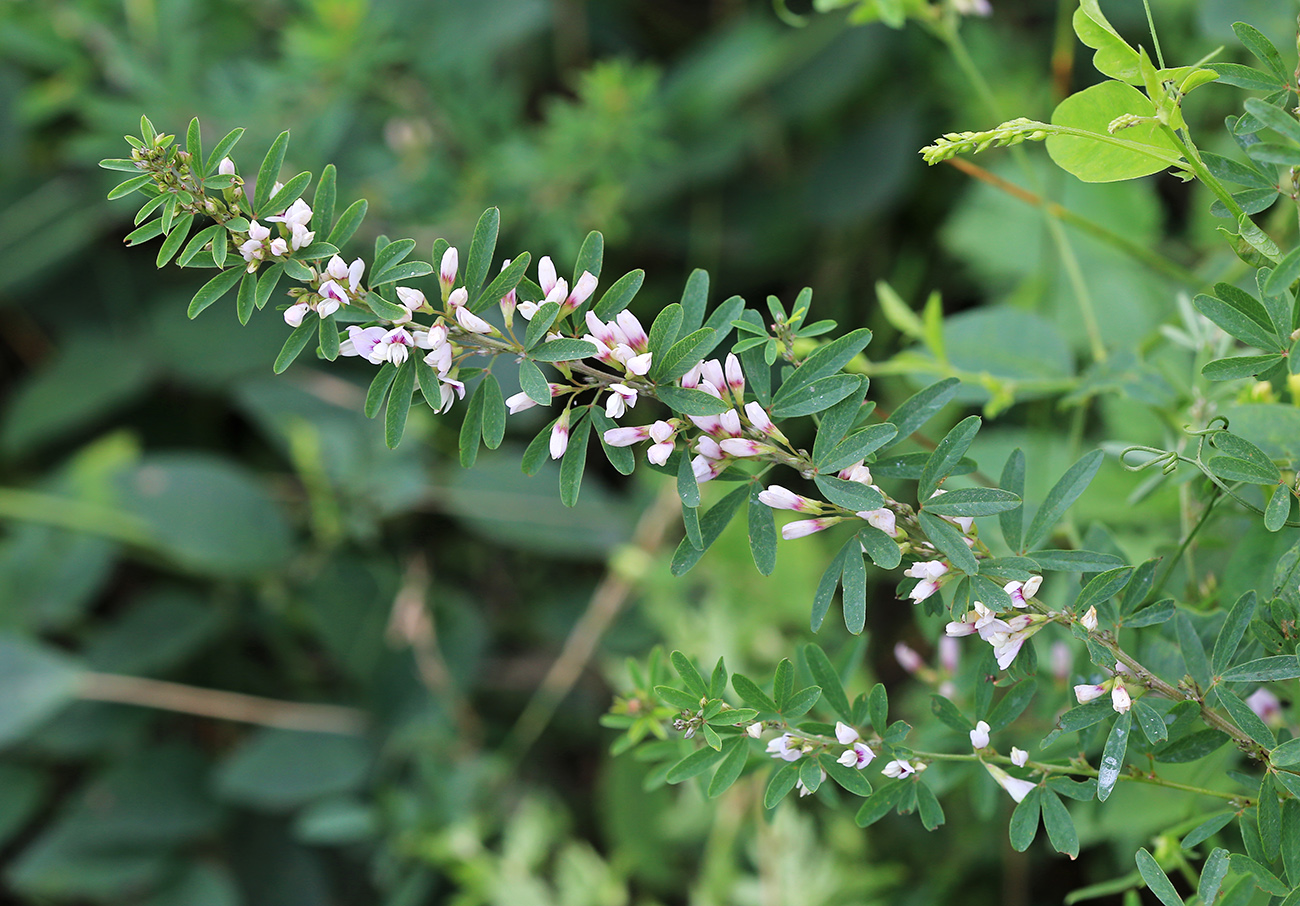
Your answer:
(766, 734), (802, 762)
(396, 286), (427, 313)
(550, 410), (571, 460)
(905, 561), (948, 599)
(1010, 747), (1029, 767)
(882, 759), (916, 779)
(984, 763), (1035, 803)
(1111, 679), (1131, 714)
(858, 507), (898, 537)
(781, 518), (841, 540)
(835, 722), (860, 745)
(283, 301), (310, 328)
(718, 438), (774, 457)
(267, 198), (312, 227)
(969, 720), (990, 750)
(746, 722), (763, 739)
(218, 157), (236, 176)
(1074, 683), (1107, 704)
(604, 384), (638, 419)
(1080, 606), (1098, 632)
(439, 247), (459, 294)
(1005, 576), (1043, 608)
(837, 742), (875, 769)
(796, 768), (826, 797)
(506, 391), (541, 414)
(758, 485), (814, 512)
(604, 425), (651, 447)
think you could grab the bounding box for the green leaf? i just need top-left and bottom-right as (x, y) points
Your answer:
(1154, 729), (1228, 763)
(769, 374), (862, 419)
(1047, 81), (1183, 182)
(107, 173), (153, 199)
(313, 164), (336, 236)
(255, 263), (283, 310)
(530, 339), (597, 362)
(204, 126), (245, 176)
(1201, 150), (1275, 189)
(177, 224), (222, 267)
(868, 683), (888, 735)
(930, 695), (971, 731)
(1234, 22), (1288, 81)
(1131, 699), (1168, 744)
(653, 327), (718, 383)
(1207, 62), (1287, 91)
(372, 260), (434, 287)
(458, 382), (486, 467)
(919, 415), (981, 499)
(670, 486), (749, 576)
(1008, 787), (1042, 852)
(856, 782), (906, 827)
(732, 674), (778, 713)
(186, 268), (244, 318)
(364, 363), (398, 418)
(798, 754), (823, 795)
(0, 636), (83, 747)
(1245, 98), (1300, 147)
(1223, 656), (1300, 682)
(697, 295), (745, 360)
(464, 207), (500, 300)
(781, 686), (821, 719)
(707, 738), (749, 798)
(1197, 848), (1230, 906)
(671, 651), (709, 699)
(1266, 485), (1293, 531)
(805, 644), (851, 721)
(273, 320), (316, 373)
(591, 269), (645, 320)
(1182, 812), (1234, 850)
(1193, 293), (1282, 351)
(216, 729), (370, 812)
(1229, 853), (1290, 896)
(384, 360), (416, 449)
(774, 660), (794, 711)
(988, 680), (1037, 731)
(1075, 566), (1134, 614)
(772, 328), (872, 402)
(1024, 450), (1104, 552)
(1214, 591), (1258, 672)
(1261, 773), (1282, 861)
(678, 268), (709, 334)
(1283, 799), (1300, 887)
(558, 410), (592, 507)
(326, 199), (368, 248)
(709, 657), (727, 700)
(747, 485), (777, 576)
(372, 237), (416, 275)
(813, 474), (885, 512)
(765, 760), (801, 809)
(654, 385), (732, 417)
(917, 511), (978, 574)
(260, 171), (312, 220)
(856, 526), (901, 570)
(1272, 737), (1300, 766)
(1208, 455), (1281, 485)
(655, 684), (700, 711)
(646, 303), (684, 361)
(520, 418), (556, 477)
(882, 378), (959, 452)
(810, 540), (852, 632)
(155, 214), (193, 268)
(473, 252), (531, 313)
(1040, 790), (1078, 859)
(518, 357), (551, 406)
(821, 755), (872, 797)
(916, 782), (945, 831)
(922, 487), (1020, 517)
(235, 270), (257, 325)
(591, 409), (634, 476)
(1097, 711), (1131, 802)
(677, 450), (701, 509)
(666, 746), (725, 784)
(253, 131), (290, 213)
(1029, 549), (1125, 572)
(1136, 848), (1185, 906)
(818, 423), (897, 474)
(478, 374), (506, 450)
(573, 229), (603, 282)
(123, 218), (164, 246)
(1175, 611), (1212, 688)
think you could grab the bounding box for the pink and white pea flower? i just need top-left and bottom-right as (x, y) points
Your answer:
(894, 642), (924, 674)
(838, 742), (875, 770)
(757, 485), (820, 512)
(1073, 683), (1107, 704)
(745, 722), (763, 739)
(881, 759), (916, 779)
(446, 287), (494, 334)
(1111, 679), (1132, 714)
(549, 409), (571, 460)
(434, 376), (465, 414)
(266, 198), (312, 228)
(566, 270), (598, 312)
(218, 157), (237, 176)
(283, 301), (311, 328)
(780, 517), (843, 540)
(1247, 688), (1282, 724)
(718, 437), (776, 458)
(724, 353), (745, 399)
(439, 247), (459, 298)
(904, 560), (949, 603)
(987, 613), (1047, 670)
(604, 383), (639, 419)
(858, 508), (900, 537)
(766, 734), (803, 762)
(647, 420), (676, 465)
(699, 359), (725, 391)
(498, 259), (518, 323)
(984, 763), (1035, 803)
(1004, 575), (1043, 608)
(604, 425), (653, 447)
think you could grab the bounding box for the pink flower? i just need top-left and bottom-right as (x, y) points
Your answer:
(1111, 680), (1131, 714)
(1074, 683), (1107, 704)
(894, 642), (924, 674)
(1005, 576), (1042, 608)
(718, 438), (774, 457)
(837, 742), (875, 770)
(758, 485), (819, 512)
(1247, 688), (1282, 725)
(439, 247), (459, 296)
(604, 383), (638, 419)
(780, 517), (842, 540)
(858, 508), (898, 537)
(604, 425), (652, 447)
(550, 410), (571, 459)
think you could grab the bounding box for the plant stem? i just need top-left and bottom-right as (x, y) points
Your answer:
(942, 158), (1201, 285)
(1141, 0), (1166, 69)
(78, 672), (368, 734)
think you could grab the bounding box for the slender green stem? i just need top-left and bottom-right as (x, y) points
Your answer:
(0, 487), (155, 547)
(1141, 0), (1166, 69)
(1161, 125), (1246, 221)
(939, 27), (1108, 362)
(1148, 488), (1222, 602)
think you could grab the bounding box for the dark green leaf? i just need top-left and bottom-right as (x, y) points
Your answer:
(186, 268), (244, 318)
(1182, 812), (1234, 850)
(1202, 354), (1287, 381)
(769, 374), (862, 419)
(917, 511), (978, 574)
(372, 260), (434, 287)
(774, 660), (794, 710)
(678, 268), (709, 334)
(273, 320), (316, 373)
(326, 199), (367, 248)
(812, 377), (868, 463)
(1234, 22), (1289, 81)
(203, 126), (245, 175)
(1124, 599), (1176, 627)
(813, 475), (885, 512)
(646, 303), (684, 361)
(696, 295), (745, 361)
(1047, 776), (1097, 801)
(1024, 450), (1104, 552)
(1132, 699), (1169, 744)
(1194, 292), (1281, 350)
(923, 487), (1021, 517)
(261, 171), (312, 220)
(810, 540), (852, 632)
(781, 686), (821, 719)
(670, 486), (749, 576)
(1229, 853), (1290, 896)
(558, 411), (592, 507)
(1283, 799), (1300, 887)
(919, 415), (981, 499)
(655, 685), (701, 710)
(1201, 150), (1274, 189)
(479, 374), (506, 449)
(930, 695), (971, 731)
(1223, 656), (1300, 682)
(1041, 790), (1078, 859)
(805, 644), (851, 722)
(1214, 590), (1258, 672)
(821, 754), (872, 797)
(1266, 485), (1293, 531)
(1097, 711), (1131, 802)
(1261, 773), (1282, 861)
(747, 485), (777, 576)
(458, 379), (486, 467)
(1008, 787), (1041, 852)
(1208, 455), (1280, 485)
(530, 339), (597, 362)
(1154, 729), (1228, 763)
(464, 207), (499, 299)
(882, 377), (959, 452)
(988, 680), (1037, 731)
(732, 675), (778, 713)
(1206, 62), (1287, 90)
(1075, 566), (1134, 614)
(1136, 848), (1185, 906)
(1197, 848), (1230, 906)
(235, 269), (257, 325)
(591, 269), (645, 320)
(526, 301), (563, 346)
(818, 423), (897, 474)
(666, 746), (725, 784)
(764, 760), (801, 809)
(798, 755), (823, 795)
(916, 781), (945, 830)
(707, 737), (749, 798)
(155, 213), (193, 268)
(0, 637), (83, 747)
(868, 683), (888, 734)
(252, 131), (290, 213)
(671, 651), (708, 699)
(363, 363), (398, 419)
(654, 385), (732, 417)
(653, 328), (718, 383)
(384, 361), (415, 449)
(772, 329), (872, 403)
(473, 252), (531, 313)
(857, 526), (901, 570)
(1265, 245), (1300, 297)
(107, 173), (153, 199)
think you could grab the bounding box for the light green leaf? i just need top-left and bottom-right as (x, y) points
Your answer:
(1046, 82), (1183, 183)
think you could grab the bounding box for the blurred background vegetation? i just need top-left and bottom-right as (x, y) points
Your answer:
(2, 0), (1300, 903)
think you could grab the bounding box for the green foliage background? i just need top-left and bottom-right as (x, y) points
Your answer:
(3, 0), (1299, 903)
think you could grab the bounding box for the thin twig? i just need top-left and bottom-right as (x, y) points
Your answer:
(501, 480), (683, 759)
(78, 672), (368, 734)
